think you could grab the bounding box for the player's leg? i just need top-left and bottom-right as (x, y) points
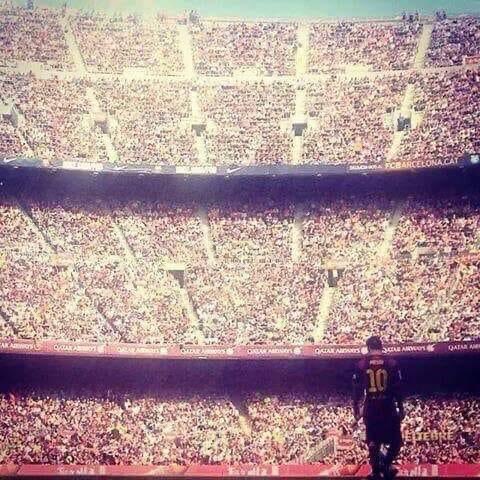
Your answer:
(367, 441), (382, 479)
(382, 418), (403, 479)
(365, 417), (383, 479)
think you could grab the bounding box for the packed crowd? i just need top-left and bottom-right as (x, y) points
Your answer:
(0, 74), (108, 163)
(0, 69), (478, 168)
(0, 254), (116, 341)
(208, 202), (293, 263)
(0, 193), (479, 345)
(0, 195), (116, 341)
(324, 256), (458, 344)
(199, 82), (295, 165)
(0, 7), (72, 69)
(26, 197), (123, 258)
(0, 119), (30, 157)
(95, 79), (196, 165)
(0, 391), (242, 464)
(394, 194), (480, 256)
(308, 21), (420, 72)
(0, 195), (197, 344)
(390, 70), (480, 168)
(4, 6), (479, 76)
(399, 396), (480, 463)
(186, 262), (324, 345)
(447, 260), (480, 342)
(77, 259), (194, 345)
(113, 200), (206, 264)
(189, 21), (297, 76)
(1, 391), (479, 464)
(302, 195), (392, 265)
(0, 195), (48, 258)
(303, 75), (407, 165)
(71, 12), (183, 74)
(427, 17), (480, 66)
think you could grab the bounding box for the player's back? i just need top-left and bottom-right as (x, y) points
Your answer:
(355, 353), (401, 420)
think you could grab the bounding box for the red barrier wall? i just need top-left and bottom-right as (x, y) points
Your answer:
(5, 463), (480, 477)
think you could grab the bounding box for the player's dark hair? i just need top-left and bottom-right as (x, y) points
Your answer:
(366, 335), (383, 351)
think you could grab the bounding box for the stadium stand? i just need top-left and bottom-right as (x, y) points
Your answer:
(427, 16), (480, 66)
(0, 7), (478, 169)
(113, 200), (206, 264)
(0, 120), (29, 157)
(302, 75), (408, 166)
(0, 7), (72, 69)
(189, 21), (297, 76)
(71, 12), (183, 74)
(0, 74), (108, 163)
(394, 193), (480, 255)
(1, 254), (116, 341)
(389, 70), (480, 168)
(0, 6), (480, 476)
(94, 79), (196, 165)
(308, 21), (421, 72)
(325, 256), (458, 344)
(207, 201), (293, 262)
(199, 82), (295, 165)
(0, 195), (46, 257)
(77, 260), (195, 345)
(0, 191), (479, 347)
(0, 391), (478, 464)
(186, 262), (325, 345)
(301, 194), (393, 265)
(26, 196), (122, 257)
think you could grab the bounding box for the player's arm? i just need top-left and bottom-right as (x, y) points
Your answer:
(391, 361), (405, 419)
(352, 367), (363, 421)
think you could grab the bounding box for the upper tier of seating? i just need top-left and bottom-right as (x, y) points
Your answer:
(0, 70), (478, 167)
(1, 8), (478, 73)
(0, 8), (478, 168)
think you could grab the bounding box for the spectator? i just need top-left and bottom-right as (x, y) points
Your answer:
(190, 21), (297, 76)
(309, 22), (420, 72)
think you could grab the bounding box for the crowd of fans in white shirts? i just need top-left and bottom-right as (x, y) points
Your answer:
(0, 191), (479, 345)
(0, 390), (478, 465)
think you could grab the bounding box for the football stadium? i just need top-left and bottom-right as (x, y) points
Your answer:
(0, 0), (479, 478)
